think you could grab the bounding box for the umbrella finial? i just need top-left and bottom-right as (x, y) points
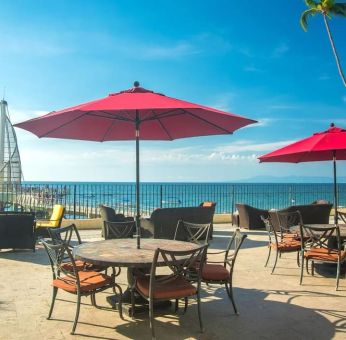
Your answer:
(134, 81), (140, 88)
(331, 122), (335, 127)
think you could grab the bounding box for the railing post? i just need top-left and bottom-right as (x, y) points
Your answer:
(73, 185), (77, 220)
(160, 185), (163, 208)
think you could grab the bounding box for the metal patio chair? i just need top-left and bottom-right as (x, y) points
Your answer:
(49, 224), (107, 272)
(261, 214), (301, 274)
(41, 239), (123, 335)
(174, 219), (211, 244)
(103, 220), (136, 240)
(201, 228), (247, 314)
(299, 224), (346, 290)
(134, 244), (208, 340)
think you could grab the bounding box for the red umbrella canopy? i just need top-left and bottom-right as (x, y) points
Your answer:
(259, 124), (346, 163)
(14, 83), (256, 141)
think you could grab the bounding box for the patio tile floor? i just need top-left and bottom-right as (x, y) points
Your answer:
(1, 224), (345, 339)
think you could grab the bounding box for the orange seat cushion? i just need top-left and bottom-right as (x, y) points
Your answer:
(61, 260), (89, 272)
(53, 271), (111, 293)
(305, 248), (346, 262)
(272, 239), (301, 251)
(202, 264), (229, 281)
(136, 275), (196, 300)
(61, 261), (105, 272)
(202, 202), (214, 207)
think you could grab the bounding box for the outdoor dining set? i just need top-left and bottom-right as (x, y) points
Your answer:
(36, 203), (247, 339)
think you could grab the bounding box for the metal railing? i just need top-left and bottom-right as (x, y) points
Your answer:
(0, 182), (343, 219)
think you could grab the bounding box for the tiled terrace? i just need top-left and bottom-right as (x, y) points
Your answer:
(1, 224), (346, 340)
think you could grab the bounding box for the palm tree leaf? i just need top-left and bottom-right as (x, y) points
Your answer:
(305, 0), (319, 9)
(300, 8), (319, 31)
(329, 3), (346, 16)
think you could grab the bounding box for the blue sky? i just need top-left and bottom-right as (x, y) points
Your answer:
(1, 0), (346, 182)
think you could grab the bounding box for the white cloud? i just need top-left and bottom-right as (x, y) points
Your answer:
(244, 65), (265, 73)
(272, 43), (290, 58)
(214, 140), (295, 154)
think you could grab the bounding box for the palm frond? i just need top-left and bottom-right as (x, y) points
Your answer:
(329, 3), (346, 16)
(300, 8), (319, 31)
(305, 0), (319, 9)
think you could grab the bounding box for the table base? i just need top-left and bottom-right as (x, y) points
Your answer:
(106, 289), (171, 316)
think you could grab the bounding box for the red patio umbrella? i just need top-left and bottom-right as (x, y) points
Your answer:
(258, 123), (346, 223)
(15, 82), (257, 248)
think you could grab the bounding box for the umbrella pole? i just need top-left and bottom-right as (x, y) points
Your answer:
(333, 151), (338, 224)
(135, 112), (141, 249)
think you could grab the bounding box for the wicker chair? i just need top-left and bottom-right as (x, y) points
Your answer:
(201, 229), (247, 314)
(261, 213), (301, 274)
(41, 239), (123, 334)
(134, 244), (208, 339)
(235, 204), (268, 229)
(299, 224), (346, 290)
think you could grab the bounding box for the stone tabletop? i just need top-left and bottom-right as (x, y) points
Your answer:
(74, 238), (200, 268)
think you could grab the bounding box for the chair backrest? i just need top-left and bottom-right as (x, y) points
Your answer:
(224, 229), (247, 266)
(276, 210), (303, 236)
(174, 219), (211, 244)
(99, 204), (127, 222)
(50, 205), (65, 227)
(41, 238), (78, 281)
(103, 221), (136, 239)
(338, 211), (346, 224)
(48, 224), (82, 250)
(149, 244), (208, 297)
(261, 215), (279, 246)
(299, 224), (341, 253)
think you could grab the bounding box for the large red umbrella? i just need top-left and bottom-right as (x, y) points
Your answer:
(15, 82), (256, 247)
(258, 123), (346, 223)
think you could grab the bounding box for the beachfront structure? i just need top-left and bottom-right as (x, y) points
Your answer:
(0, 100), (22, 184)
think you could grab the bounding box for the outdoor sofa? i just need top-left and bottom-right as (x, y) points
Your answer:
(140, 203), (216, 239)
(0, 212), (36, 251)
(269, 202), (333, 231)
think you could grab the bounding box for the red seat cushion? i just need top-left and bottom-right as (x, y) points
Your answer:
(136, 275), (197, 300)
(305, 248), (346, 262)
(53, 271), (112, 293)
(202, 264), (229, 281)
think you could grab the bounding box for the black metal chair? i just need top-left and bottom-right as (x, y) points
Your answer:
(276, 210), (304, 240)
(41, 239), (123, 335)
(103, 220), (136, 240)
(49, 224), (106, 272)
(174, 219), (211, 245)
(261, 214), (301, 274)
(201, 229), (247, 314)
(135, 244), (208, 340)
(299, 224), (346, 290)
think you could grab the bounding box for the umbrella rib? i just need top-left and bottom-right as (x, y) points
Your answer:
(38, 112), (87, 137)
(141, 109), (184, 121)
(86, 111), (134, 122)
(182, 109), (233, 134)
(149, 110), (174, 140)
(100, 119), (118, 142)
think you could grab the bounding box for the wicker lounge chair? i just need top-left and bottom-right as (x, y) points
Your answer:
(234, 204), (269, 229)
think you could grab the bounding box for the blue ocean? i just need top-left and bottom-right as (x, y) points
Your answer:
(19, 182), (344, 217)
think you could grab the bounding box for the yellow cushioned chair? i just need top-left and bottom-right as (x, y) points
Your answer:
(36, 204), (65, 238)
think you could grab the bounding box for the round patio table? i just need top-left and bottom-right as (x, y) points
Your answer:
(74, 238), (200, 268)
(73, 238), (201, 315)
